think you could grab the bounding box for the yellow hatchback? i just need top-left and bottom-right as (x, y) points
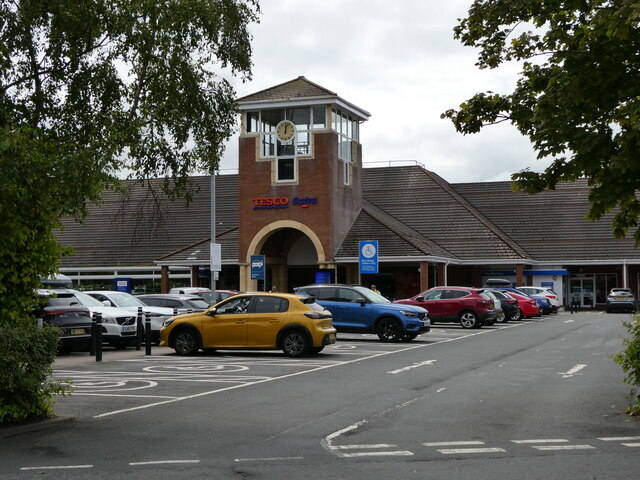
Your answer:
(160, 292), (336, 357)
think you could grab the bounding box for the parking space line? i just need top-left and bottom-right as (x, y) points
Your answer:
(532, 445), (595, 451)
(129, 460), (200, 465)
(20, 465), (93, 470)
(234, 457), (304, 462)
(438, 447), (506, 454)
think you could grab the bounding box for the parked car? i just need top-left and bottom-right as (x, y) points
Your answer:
(36, 291), (93, 353)
(137, 294), (210, 313)
(484, 289), (520, 322)
(294, 284), (430, 342)
(160, 292), (337, 357)
(394, 286), (496, 329)
(167, 288), (243, 305)
(498, 290), (539, 318)
(85, 291), (173, 344)
(40, 289), (138, 348)
(517, 286), (560, 312)
(606, 288), (636, 313)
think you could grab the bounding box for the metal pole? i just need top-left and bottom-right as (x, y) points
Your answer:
(95, 312), (103, 362)
(211, 171), (216, 297)
(145, 313), (151, 356)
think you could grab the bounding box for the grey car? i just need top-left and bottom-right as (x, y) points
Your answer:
(606, 288), (636, 313)
(137, 294), (210, 313)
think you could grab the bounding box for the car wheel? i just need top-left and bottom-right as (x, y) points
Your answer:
(459, 311), (479, 329)
(496, 311), (508, 323)
(308, 347), (324, 355)
(282, 330), (308, 357)
(173, 328), (200, 355)
(509, 308), (523, 321)
(377, 318), (402, 342)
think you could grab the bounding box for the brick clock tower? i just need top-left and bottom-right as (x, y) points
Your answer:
(236, 77), (370, 292)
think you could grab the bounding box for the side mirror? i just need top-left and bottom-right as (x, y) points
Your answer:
(205, 308), (217, 317)
(102, 300), (111, 307)
(356, 298), (366, 306)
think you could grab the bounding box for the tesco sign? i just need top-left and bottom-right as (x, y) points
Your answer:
(252, 196), (318, 210)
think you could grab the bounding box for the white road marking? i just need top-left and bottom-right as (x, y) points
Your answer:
(341, 450), (414, 457)
(438, 448), (506, 454)
(559, 364), (587, 378)
(387, 359), (436, 374)
(129, 460), (200, 465)
(331, 444), (397, 450)
(564, 320), (575, 323)
(532, 445), (595, 451)
(621, 443), (640, 447)
(436, 387), (446, 393)
(512, 439), (569, 444)
(234, 457), (303, 462)
(422, 441), (485, 446)
(598, 436), (640, 441)
(20, 465), (93, 470)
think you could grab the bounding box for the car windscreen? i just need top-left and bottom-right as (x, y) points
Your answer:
(59, 291), (104, 307)
(186, 298), (210, 309)
(109, 292), (146, 307)
(353, 286), (390, 304)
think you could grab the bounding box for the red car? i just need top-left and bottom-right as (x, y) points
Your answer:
(501, 290), (539, 318)
(394, 286), (496, 329)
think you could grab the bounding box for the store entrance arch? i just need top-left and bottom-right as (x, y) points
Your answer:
(242, 221), (333, 292)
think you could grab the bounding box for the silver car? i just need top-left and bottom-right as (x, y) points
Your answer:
(606, 288), (636, 313)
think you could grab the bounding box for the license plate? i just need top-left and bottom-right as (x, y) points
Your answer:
(421, 320), (429, 327)
(615, 296), (627, 300)
(122, 326), (136, 332)
(70, 328), (86, 335)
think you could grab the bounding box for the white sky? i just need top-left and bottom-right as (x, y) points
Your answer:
(219, 0), (550, 184)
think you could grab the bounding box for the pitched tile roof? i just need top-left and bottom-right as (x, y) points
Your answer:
(236, 76), (338, 103)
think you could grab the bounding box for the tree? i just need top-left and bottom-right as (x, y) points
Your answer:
(0, 0), (259, 423)
(442, 0), (640, 242)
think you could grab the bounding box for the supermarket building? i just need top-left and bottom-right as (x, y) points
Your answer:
(57, 77), (640, 308)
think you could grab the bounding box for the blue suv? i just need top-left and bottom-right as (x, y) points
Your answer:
(294, 284), (430, 342)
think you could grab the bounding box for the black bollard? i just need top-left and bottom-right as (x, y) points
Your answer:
(145, 313), (152, 355)
(90, 315), (96, 356)
(136, 306), (143, 351)
(95, 312), (103, 362)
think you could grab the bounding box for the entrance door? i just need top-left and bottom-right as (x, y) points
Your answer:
(569, 277), (595, 308)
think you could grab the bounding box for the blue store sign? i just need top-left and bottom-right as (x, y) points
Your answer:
(250, 255), (265, 280)
(359, 240), (379, 274)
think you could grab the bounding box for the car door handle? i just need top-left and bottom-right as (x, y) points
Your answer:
(235, 320), (247, 324)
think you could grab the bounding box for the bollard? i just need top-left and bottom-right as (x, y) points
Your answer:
(136, 306), (143, 351)
(173, 308), (178, 316)
(145, 312), (152, 355)
(95, 312), (103, 362)
(90, 314), (96, 356)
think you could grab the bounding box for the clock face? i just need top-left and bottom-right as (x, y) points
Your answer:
(276, 120), (296, 142)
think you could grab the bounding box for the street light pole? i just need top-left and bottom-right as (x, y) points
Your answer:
(210, 171), (216, 295)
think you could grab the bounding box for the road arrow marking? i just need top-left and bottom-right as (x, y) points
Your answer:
(387, 360), (437, 374)
(558, 364), (587, 378)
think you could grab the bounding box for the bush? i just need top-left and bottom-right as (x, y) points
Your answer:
(614, 316), (640, 416)
(0, 323), (71, 425)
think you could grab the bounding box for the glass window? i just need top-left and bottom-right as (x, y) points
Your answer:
(217, 296), (251, 314)
(338, 288), (364, 303)
(262, 134), (276, 157)
(261, 109), (283, 132)
(277, 140), (295, 157)
(423, 290), (444, 300)
(247, 111), (260, 133)
(289, 108), (311, 130)
(253, 296), (288, 313)
(315, 287), (337, 301)
(313, 106), (326, 128)
(296, 131), (310, 155)
(277, 157), (295, 181)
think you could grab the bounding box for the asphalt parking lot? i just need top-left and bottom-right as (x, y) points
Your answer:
(51, 320), (535, 420)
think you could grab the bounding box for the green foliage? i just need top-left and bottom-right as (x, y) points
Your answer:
(442, 0), (640, 243)
(0, 323), (72, 424)
(0, 0), (259, 423)
(614, 317), (640, 415)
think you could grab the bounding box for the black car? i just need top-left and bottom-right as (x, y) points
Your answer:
(484, 289), (521, 322)
(37, 296), (93, 353)
(137, 294), (210, 313)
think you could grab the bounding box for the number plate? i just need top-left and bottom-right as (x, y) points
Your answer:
(70, 328), (86, 335)
(122, 326), (136, 332)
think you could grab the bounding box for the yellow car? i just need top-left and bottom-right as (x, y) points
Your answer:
(160, 292), (337, 357)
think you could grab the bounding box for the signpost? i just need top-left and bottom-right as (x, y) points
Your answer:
(359, 240), (378, 275)
(251, 255), (266, 291)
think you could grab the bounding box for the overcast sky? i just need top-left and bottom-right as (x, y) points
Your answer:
(219, 0), (550, 184)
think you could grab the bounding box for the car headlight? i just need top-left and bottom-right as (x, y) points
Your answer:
(162, 318), (176, 327)
(400, 310), (418, 317)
